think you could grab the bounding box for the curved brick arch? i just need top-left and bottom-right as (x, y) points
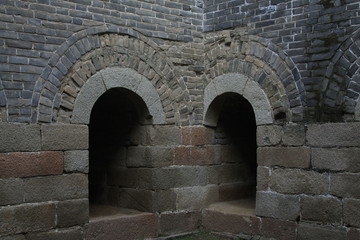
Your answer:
(203, 73), (273, 126)
(324, 28), (360, 118)
(203, 32), (305, 122)
(72, 67), (166, 125)
(33, 26), (191, 125)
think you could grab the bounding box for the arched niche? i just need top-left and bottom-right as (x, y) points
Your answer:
(71, 67), (166, 125)
(203, 73), (274, 127)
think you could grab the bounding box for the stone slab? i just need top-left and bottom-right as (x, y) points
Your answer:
(0, 123), (41, 152)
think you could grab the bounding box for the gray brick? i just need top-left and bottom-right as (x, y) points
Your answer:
(0, 123), (41, 152)
(56, 199), (89, 227)
(0, 178), (23, 206)
(25, 227), (83, 240)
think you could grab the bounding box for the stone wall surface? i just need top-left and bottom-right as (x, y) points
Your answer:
(0, 0), (360, 239)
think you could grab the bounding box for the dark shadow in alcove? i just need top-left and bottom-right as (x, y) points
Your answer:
(89, 87), (150, 217)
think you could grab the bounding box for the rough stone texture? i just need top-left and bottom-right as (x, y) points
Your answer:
(64, 150), (89, 173)
(330, 173), (360, 198)
(256, 166), (270, 191)
(56, 199), (89, 228)
(307, 123), (360, 147)
(84, 212), (159, 240)
(181, 126), (214, 145)
(0, 203), (56, 236)
(270, 169), (328, 195)
(26, 227), (83, 240)
(160, 210), (201, 235)
(0, 124), (41, 152)
(0, 235), (25, 240)
(174, 185), (219, 210)
(127, 146), (174, 167)
(174, 146), (220, 166)
(257, 147), (310, 168)
(297, 223), (347, 240)
(312, 148), (360, 172)
(300, 195), (342, 224)
(23, 174), (88, 202)
(348, 228), (360, 240)
(282, 124), (306, 146)
(0, 152), (63, 178)
(202, 209), (260, 235)
(41, 124), (88, 150)
(343, 198), (360, 228)
(256, 125), (283, 146)
(0, 178), (23, 206)
(131, 125), (181, 146)
(260, 218), (297, 240)
(255, 191), (300, 221)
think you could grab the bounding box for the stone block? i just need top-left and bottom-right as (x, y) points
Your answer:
(348, 228), (360, 240)
(64, 150), (89, 173)
(26, 227), (83, 240)
(343, 198), (360, 227)
(24, 174), (88, 202)
(0, 203), (55, 236)
(215, 163), (251, 184)
(41, 124), (88, 150)
(330, 173), (360, 198)
(0, 151), (63, 178)
(0, 178), (23, 206)
(219, 182), (255, 201)
(307, 122), (360, 147)
(260, 217), (297, 240)
(153, 190), (177, 212)
(0, 123), (41, 152)
(300, 195), (342, 224)
(257, 147), (310, 168)
(0, 235), (25, 240)
(257, 125), (282, 146)
(160, 210), (201, 235)
(181, 126), (214, 145)
(202, 209), (260, 235)
(107, 167), (142, 188)
(219, 145), (241, 163)
(282, 123), (305, 146)
(270, 168), (328, 195)
(84, 212), (159, 240)
(56, 199), (89, 227)
(151, 166), (210, 190)
(174, 185), (219, 210)
(127, 146), (174, 167)
(312, 148), (360, 172)
(130, 125), (181, 146)
(116, 188), (155, 212)
(174, 146), (220, 166)
(257, 166), (270, 191)
(255, 191), (300, 221)
(297, 223), (346, 240)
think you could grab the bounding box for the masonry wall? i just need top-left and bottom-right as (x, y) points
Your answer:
(1, 0), (360, 239)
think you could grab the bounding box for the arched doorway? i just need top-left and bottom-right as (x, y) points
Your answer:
(89, 87), (151, 214)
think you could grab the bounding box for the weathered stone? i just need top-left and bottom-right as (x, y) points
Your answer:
(202, 208), (260, 235)
(56, 199), (89, 227)
(255, 191), (300, 221)
(127, 146), (174, 167)
(307, 123), (360, 147)
(0, 178), (23, 206)
(297, 223), (346, 240)
(130, 125), (181, 146)
(181, 126), (214, 145)
(256, 166), (270, 191)
(348, 228), (360, 240)
(312, 148), (360, 172)
(174, 145), (220, 166)
(300, 195), (342, 224)
(26, 227), (83, 240)
(270, 168), (328, 195)
(282, 123), (305, 146)
(153, 190), (177, 212)
(64, 150), (89, 173)
(0, 123), (41, 152)
(330, 173), (360, 198)
(174, 185), (219, 210)
(160, 210), (201, 235)
(257, 147), (310, 168)
(256, 125), (282, 146)
(0, 152), (63, 178)
(343, 198), (360, 228)
(41, 124), (88, 150)
(260, 217), (297, 240)
(0, 203), (56, 235)
(84, 212), (159, 240)
(0, 235), (25, 240)
(24, 174), (88, 202)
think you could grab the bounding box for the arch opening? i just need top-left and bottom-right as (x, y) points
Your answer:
(89, 87), (151, 216)
(206, 92), (257, 210)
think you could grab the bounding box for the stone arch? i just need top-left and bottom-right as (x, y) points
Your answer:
(204, 73), (273, 126)
(203, 31), (304, 123)
(72, 67), (166, 125)
(324, 28), (360, 118)
(32, 26), (191, 125)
